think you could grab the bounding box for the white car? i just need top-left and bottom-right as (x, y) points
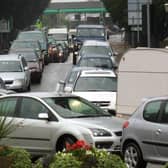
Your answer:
(0, 92), (124, 156)
(0, 54), (31, 92)
(65, 69), (117, 116)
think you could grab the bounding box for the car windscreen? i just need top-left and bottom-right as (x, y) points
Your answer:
(11, 41), (39, 50)
(49, 34), (67, 41)
(43, 96), (111, 118)
(17, 32), (46, 49)
(18, 32), (44, 41)
(77, 28), (105, 37)
(0, 61), (22, 72)
(80, 46), (112, 56)
(21, 52), (38, 62)
(78, 57), (113, 69)
(74, 77), (117, 92)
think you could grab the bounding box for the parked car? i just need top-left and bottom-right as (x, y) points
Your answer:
(16, 30), (49, 65)
(0, 92), (124, 156)
(121, 96), (168, 168)
(0, 54), (31, 91)
(64, 69), (117, 116)
(9, 40), (45, 69)
(12, 49), (43, 83)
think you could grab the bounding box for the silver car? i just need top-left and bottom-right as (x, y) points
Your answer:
(121, 96), (168, 168)
(0, 54), (31, 91)
(0, 92), (124, 156)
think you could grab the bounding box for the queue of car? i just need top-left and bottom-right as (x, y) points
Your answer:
(0, 25), (167, 168)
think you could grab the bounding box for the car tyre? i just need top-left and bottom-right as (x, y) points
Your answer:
(56, 136), (76, 152)
(123, 142), (147, 168)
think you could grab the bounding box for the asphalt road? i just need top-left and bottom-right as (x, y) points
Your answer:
(31, 54), (164, 168)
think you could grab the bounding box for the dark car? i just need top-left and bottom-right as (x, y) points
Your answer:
(11, 49), (43, 83)
(73, 24), (107, 51)
(10, 40), (45, 70)
(76, 54), (116, 71)
(16, 30), (49, 65)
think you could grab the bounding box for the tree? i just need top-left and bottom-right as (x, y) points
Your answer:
(102, 0), (168, 46)
(101, 0), (127, 27)
(0, 0), (50, 30)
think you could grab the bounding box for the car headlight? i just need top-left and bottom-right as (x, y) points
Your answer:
(89, 128), (112, 137)
(13, 79), (24, 86)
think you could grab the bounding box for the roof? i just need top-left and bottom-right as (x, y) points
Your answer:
(77, 24), (105, 29)
(81, 53), (110, 58)
(119, 47), (168, 73)
(80, 69), (116, 77)
(48, 28), (68, 34)
(0, 92), (78, 99)
(48, 1), (103, 10)
(0, 54), (22, 60)
(83, 40), (110, 47)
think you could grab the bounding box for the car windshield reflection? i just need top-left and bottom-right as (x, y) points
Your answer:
(43, 97), (111, 118)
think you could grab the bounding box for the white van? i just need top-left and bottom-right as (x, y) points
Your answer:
(48, 28), (68, 41)
(117, 47), (168, 116)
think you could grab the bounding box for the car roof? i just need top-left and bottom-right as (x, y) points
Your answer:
(0, 54), (22, 60)
(81, 53), (110, 58)
(77, 24), (105, 29)
(19, 30), (43, 34)
(83, 40), (110, 47)
(80, 69), (116, 77)
(71, 66), (102, 72)
(13, 39), (40, 43)
(0, 92), (78, 99)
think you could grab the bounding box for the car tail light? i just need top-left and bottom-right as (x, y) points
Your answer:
(123, 121), (129, 129)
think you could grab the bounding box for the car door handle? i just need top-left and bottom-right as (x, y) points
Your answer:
(155, 129), (162, 135)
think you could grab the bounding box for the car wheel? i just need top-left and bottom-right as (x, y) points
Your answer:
(56, 136), (77, 152)
(27, 82), (31, 91)
(123, 142), (147, 168)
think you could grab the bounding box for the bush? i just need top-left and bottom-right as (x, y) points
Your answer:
(49, 140), (126, 168)
(9, 148), (32, 168)
(164, 163), (168, 168)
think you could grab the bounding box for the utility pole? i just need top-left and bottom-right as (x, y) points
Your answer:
(147, 0), (151, 47)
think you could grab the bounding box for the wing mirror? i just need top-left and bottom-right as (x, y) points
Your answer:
(24, 66), (29, 71)
(38, 113), (49, 120)
(64, 86), (73, 93)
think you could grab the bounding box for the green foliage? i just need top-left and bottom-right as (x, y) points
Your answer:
(0, 115), (15, 140)
(101, 0), (127, 27)
(0, 0), (50, 29)
(32, 159), (44, 168)
(49, 152), (82, 168)
(163, 163), (168, 168)
(9, 148), (32, 168)
(49, 140), (126, 168)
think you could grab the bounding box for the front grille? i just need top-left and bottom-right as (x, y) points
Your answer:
(114, 131), (122, 137)
(5, 80), (13, 84)
(95, 141), (113, 149)
(91, 101), (110, 107)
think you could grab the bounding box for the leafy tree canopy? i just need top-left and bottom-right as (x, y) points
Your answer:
(0, 0), (50, 30)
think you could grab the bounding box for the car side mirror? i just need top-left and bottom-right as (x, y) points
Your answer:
(113, 52), (119, 56)
(24, 67), (29, 71)
(38, 113), (49, 120)
(64, 86), (73, 93)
